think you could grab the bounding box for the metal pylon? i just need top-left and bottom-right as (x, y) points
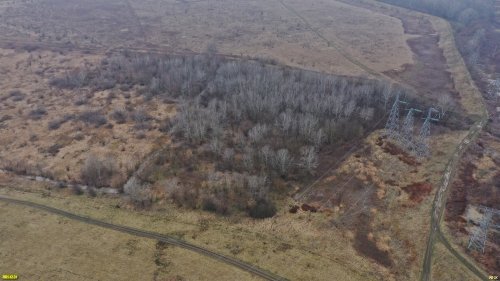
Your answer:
(468, 206), (500, 253)
(398, 108), (422, 152)
(384, 93), (408, 139)
(416, 108), (440, 158)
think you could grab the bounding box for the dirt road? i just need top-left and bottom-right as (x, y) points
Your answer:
(0, 196), (288, 281)
(420, 111), (487, 281)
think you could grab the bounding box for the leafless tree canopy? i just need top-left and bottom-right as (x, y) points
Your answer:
(81, 154), (116, 187)
(53, 53), (410, 217)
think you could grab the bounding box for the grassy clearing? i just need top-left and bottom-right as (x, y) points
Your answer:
(430, 242), (483, 281)
(0, 201), (257, 281)
(0, 176), (386, 281)
(0, 0), (415, 76)
(279, 0), (413, 74)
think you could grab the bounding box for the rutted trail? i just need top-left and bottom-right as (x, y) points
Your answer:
(0, 195), (288, 281)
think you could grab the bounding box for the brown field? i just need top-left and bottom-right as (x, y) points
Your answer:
(0, 198), (259, 281)
(430, 242), (483, 281)
(0, 0), (491, 280)
(0, 48), (174, 185)
(0, 177), (390, 281)
(0, 0), (415, 76)
(302, 128), (471, 279)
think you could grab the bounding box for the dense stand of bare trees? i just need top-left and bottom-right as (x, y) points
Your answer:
(52, 53), (406, 217)
(381, 0), (493, 24)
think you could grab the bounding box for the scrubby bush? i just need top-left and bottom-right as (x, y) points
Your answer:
(8, 90), (25, 102)
(49, 69), (88, 89)
(0, 115), (12, 123)
(110, 108), (128, 124)
(74, 97), (88, 106)
(248, 199), (277, 219)
(46, 144), (62, 156)
(28, 106), (47, 120)
(124, 178), (153, 208)
(79, 110), (107, 127)
(81, 155), (116, 187)
(48, 114), (73, 130)
(132, 109), (153, 130)
(71, 185), (83, 195)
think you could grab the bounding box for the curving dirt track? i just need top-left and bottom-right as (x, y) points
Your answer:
(420, 117), (488, 281)
(0, 196), (288, 281)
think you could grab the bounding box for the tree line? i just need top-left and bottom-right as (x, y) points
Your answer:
(380, 0), (494, 24)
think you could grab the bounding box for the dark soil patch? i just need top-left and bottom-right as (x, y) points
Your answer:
(328, 179), (395, 267)
(403, 182), (432, 204)
(384, 51), (458, 105)
(353, 214), (393, 268)
(384, 18), (460, 106)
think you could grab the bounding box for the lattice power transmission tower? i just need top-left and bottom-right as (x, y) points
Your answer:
(416, 108), (440, 158)
(398, 108), (423, 153)
(468, 206), (500, 253)
(385, 93), (408, 140)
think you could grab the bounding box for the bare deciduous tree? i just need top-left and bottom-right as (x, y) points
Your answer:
(248, 124), (268, 144)
(81, 154), (115, 187)
(247, 175), (269, 199)
(299, 146), (319, 173)
(274, 148), (293, 176)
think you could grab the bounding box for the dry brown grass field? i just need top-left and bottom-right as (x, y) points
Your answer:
(0, 178), (386, 281)
(0, 49), (174, 185)
(0, 0), (490, 280)
(0, 196), (259, 281)
(430, 242), (482, 281)
(0, 0), (415, 76)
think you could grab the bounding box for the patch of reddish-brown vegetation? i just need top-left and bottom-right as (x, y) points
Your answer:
(384, 179), (398, 186)
(300, 203), (318, 213)
(289, 205), (299, 213)
(403, 182), (432, 204)
(470, 245), (500, 276)
(445, 162), (477, 221)
(378, 137), (420, 166)
(445, 139), (500, 275)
